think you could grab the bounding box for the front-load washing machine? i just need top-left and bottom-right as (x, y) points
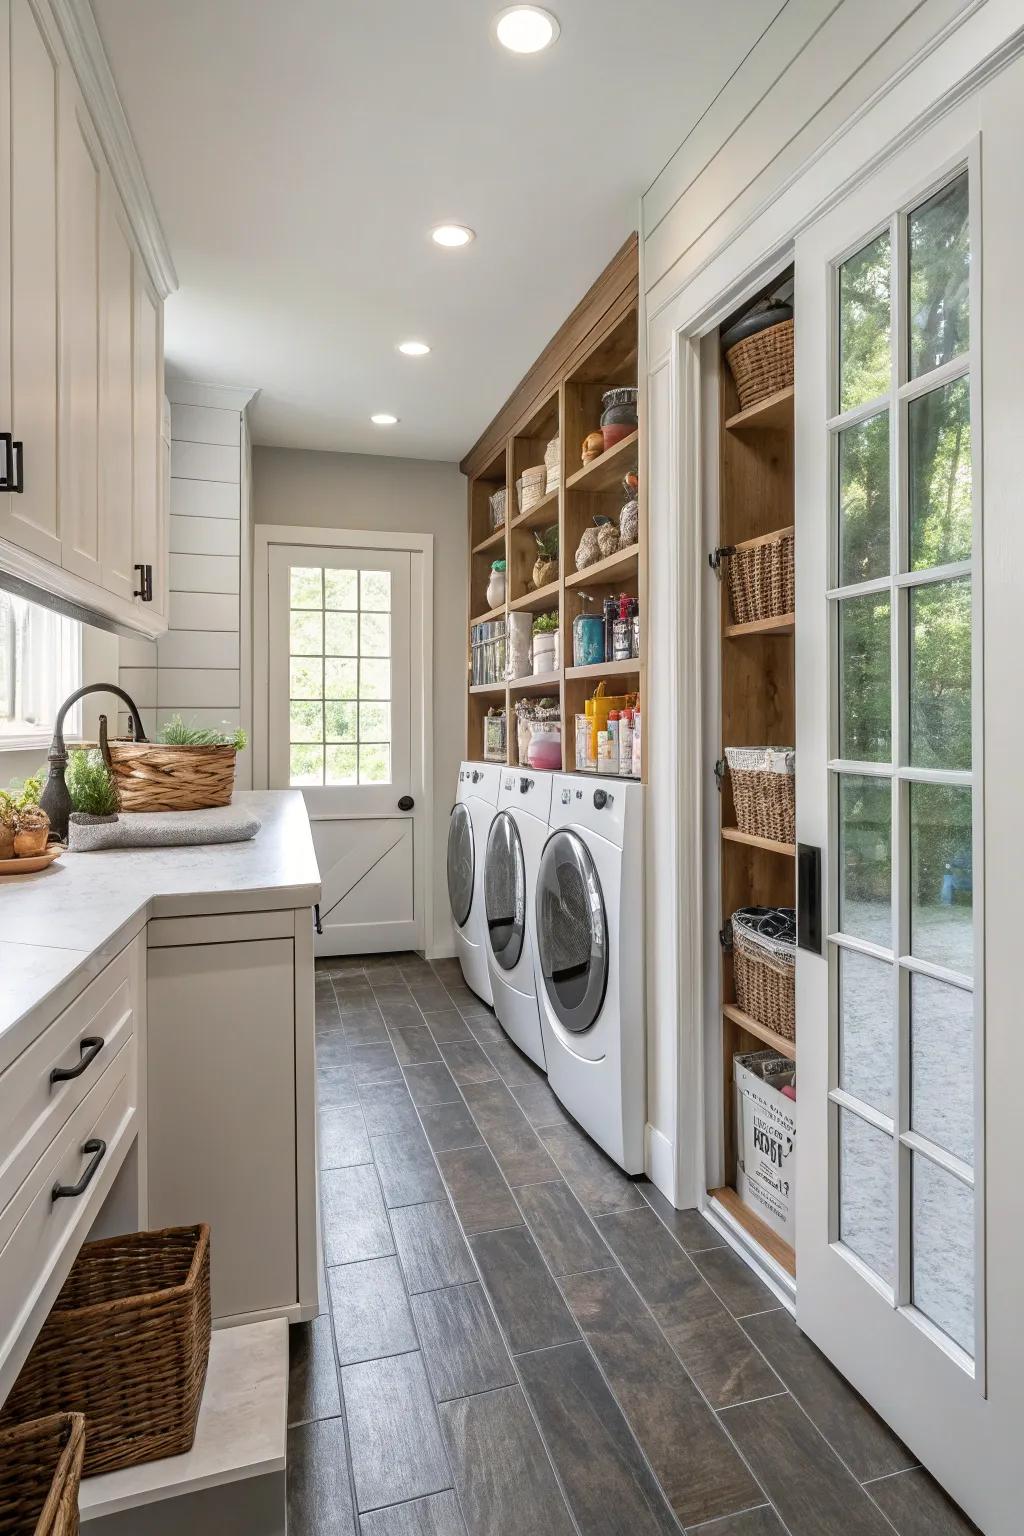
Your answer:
(534, 775), (645, 1173)
(481, 769), (552, 1069)
(448, 762), (501, 1005)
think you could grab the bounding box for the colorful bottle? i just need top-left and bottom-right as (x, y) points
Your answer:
(597, 730), (614, 773)
(631, 702), (641, 778)
(612, 594), (633, 661)
(618, 709), (634, 776)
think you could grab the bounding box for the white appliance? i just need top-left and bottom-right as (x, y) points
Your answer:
(534, 775), (645, 1172)
(481, 769), (552, 1069)
(448, 762), (501, 1005)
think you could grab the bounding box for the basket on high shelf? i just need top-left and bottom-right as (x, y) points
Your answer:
(730, 907), (796, 1041)
(724, 317), (794, 411)
(0, 1226), (211, 1479)
(724, 747), (795, 845)
(99, 720), (236, 812)
(717, 528), (794, 627)
(0, 1414), (85, 1536)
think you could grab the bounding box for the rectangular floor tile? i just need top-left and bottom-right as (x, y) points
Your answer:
(424, 1009), (475, 1043)
(469, 1225), (578, 1354)
(640, 1180), (726, 1252)
(344, 1013), (392, 1048)
(419, 1099), (484, 1154)
(390, 1023), (442, 1065)
(350, 1040), (402, 1082)
(437, 1039), (499, 1085)
(598, 1206), (781, 1410)
(462, 1014), (506, 1046)
(683, 1510), (785, 1535)
(515, 1179), (611, 1277)
(562, 1266), (760, 1528)
(288, 1311), (341, 1426)
(742, 1308), (914, 1480)
(411, 1282), (517, 1402)
(359, 1490), (467, 1535)
(391, 1200), (476, 1294)
(689, 1245), (779, 1319)
(379, 1001), (427, 1031)
(509, 1078), (570, 1129)
(319, 1062), (360, 1110)
(460, 1081), (560, 1186)
(342, 1353), (450, 1513)
(372, 1130), (447, 1208)
(287, 1418), (357, 1535)
(721, 1393), (895, 1535)
(404, 1061), (462, 1109)
(320, 1104), (372, 1169)
(480, 1037), (544, 1090)
(322, 1164), (394, 1266)
(318, 1029), (353, 1069)
(358, 1078), (423, 1137)
(537, 1121), (645, 1217)
(329, 1256), (418, 1366)
(436, 1144), (523, 1235)
(439, 1386), (576, 1536)
(866, 1468), (979, 1535)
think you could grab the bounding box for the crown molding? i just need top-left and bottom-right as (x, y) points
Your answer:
(166, 379), (261, 412)
(50, 0), (178, 299)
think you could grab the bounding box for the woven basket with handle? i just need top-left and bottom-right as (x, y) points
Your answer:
(99, 719), (235, 812)
(725, 747), (796, 845)
(731, 907), (796, 1041)
(0, 1226), (211, 1479)
(721, 528), (794, 626)
(725, 318), (794, 411)
(0, 1414), (84, 1536)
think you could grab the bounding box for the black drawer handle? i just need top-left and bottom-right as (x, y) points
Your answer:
(50, 1036), (104, 1085)
(52, 1138), (106, 1201)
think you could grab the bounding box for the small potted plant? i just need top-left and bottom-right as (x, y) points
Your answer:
(532, 611), (560, 675)
(66, 749), (121, 852)
(532, 525), (559, 590)
(0, 773), (51, 858)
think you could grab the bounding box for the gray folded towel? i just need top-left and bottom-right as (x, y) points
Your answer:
(68, 807), (261, 852)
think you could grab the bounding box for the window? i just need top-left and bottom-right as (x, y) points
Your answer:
(0, 591), (82, 744)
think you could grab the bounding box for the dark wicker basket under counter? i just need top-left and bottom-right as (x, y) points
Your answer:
(0, 1226), (211, 1479)
(0, 1413), (85, 1536)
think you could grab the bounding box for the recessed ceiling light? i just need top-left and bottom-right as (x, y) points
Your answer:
(398, 340), (431, 356)
(431, 223), (475, 248)
(495, 6), (559, 53)
(370, 413), (399, 426)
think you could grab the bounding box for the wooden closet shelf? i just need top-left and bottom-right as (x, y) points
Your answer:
(565, 657), (641, 681)
(509, 580), (561, 614)
(472, 526), (507, 555)
(565, 430), (639, 492)
(724, 385), (794, 433)
(709, 1186), (796, 1277)
(509, 671), (562, 694)
(470, 603), (506, 628)
(565, 543), (640, 588)
(724, 612), (794, 639)
(469, 681), (507, 696)
(721, 826), (796, 857)
(508, 490), (559, 530)
(723, 1002), (796, 1062)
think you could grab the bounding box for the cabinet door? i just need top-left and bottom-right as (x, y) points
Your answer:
(98, 185), (134, 603)
(0, 0), (61, 562)
(146, 938), (298, 1320)
(133, 264), (165, 617)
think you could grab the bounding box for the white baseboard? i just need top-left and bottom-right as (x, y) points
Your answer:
(425, 944), (457, 961)
(645, 1123), (676, 1202)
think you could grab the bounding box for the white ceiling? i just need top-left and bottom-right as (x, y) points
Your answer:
(92, 0), (783, 461)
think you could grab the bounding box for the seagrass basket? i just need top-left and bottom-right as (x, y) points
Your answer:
(99, 722), (235, 812)
(720, 528), (794, 626)
(731, 908), (796, 1041)
(725, 317), (794, 410)
(0, 1414), (84, 1536)
(725, 747), (795, 845)
(0, 1227), (211, 1478)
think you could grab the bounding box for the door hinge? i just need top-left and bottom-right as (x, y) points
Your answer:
(133, 563), (153, 602)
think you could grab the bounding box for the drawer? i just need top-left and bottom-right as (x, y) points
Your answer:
(0, 1038), (136, 1391)
(147, 910), (295, 947)
(0, 943), (137, 1216)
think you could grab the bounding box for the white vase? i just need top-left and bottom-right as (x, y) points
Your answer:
(533, 633), (557, 675)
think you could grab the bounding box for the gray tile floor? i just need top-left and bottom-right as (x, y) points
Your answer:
(287, 953), (979, 1536)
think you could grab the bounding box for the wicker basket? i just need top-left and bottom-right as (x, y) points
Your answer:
(0, 1227), (211, 1478)
(725, 318), (794, 411)
(100, 732), (236, 813)
(725, 747), (795, 844)
(519, 465), (546, 513)
(731, 907), (796, 1041)
(0, 1415), (85, 1536)
(721, 528), (794, 626)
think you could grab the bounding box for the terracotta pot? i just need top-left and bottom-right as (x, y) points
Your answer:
(14, 826), (49, 857)
(0, 824), (15, 859)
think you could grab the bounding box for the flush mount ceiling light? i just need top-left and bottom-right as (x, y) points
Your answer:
(495, 5), (559, 53)
(430, 223), (475, 248)
(370, 412), (399, 426)
(398, 340), (431, 356)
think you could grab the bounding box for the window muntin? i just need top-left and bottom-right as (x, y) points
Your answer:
(0, 591), (81, 742)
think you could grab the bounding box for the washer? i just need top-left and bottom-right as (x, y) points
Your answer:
(448, 762), (501, 1005)
(482, 769), (552, 1069)
(534, 775), (645, 1173)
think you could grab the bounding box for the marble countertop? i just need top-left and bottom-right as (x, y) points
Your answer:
(0, 790), (320, 1072)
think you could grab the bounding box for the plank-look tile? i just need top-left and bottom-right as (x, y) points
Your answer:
(342, 1353), (450, 1513)
(598, 1206), (781, 1410)
(329, 1257), (418, 1366)
(437, 1039), (499, 1086)
(640, 1180), (726, 1253)
(423, 1009), (475, 1044)
(379, 1001), (427, 1031)
(358, 1078), (423, 1137)
(359, 1490), (467, 1535)
(318, 1062), (360, 1111)
(288, 1312), (341, 1426)
(683, 1509), (785, 1535)
(287, 1419), (357, 1535)
(469, 1226), (578, 1355)
(515, 1179), (611, 1278)
(391, 1201), (476, 1294)
(371, 1130), (446, 1208)
(440, 982), (482, 1011)
(315, 982), (342, 1028)
(866, 1467), (980, 1536)
(508, 1078), (570, 1129)
(690, 1245), (780, 1319)
(721, 1393), (895, 1536)
(389, 1023), (442, 1066)
(318, 1030), (354, 1070)
(537, 1121), (646, 1217)
(419, 1100), (484, 1154)
(742, 1308), (914, 1480)
(322, 1164), (394, 1267)
(461, 1015), (506, 1046)
(404, 1061), (462, 1109)
(439, 1385), (576, 1536)
(350, 1040), (402, 1083)
(561, 1266), (761, 1529)
(480, 1037), (544, 1090)
(344, 1013), (393, 1048)
(460, 1080), (559, 1187)
(320, 1105), (372, 1170)
(411, 1282), (516, 1402)
(518, 1341), (680, 1535)
(435, 1145), (523, 1235)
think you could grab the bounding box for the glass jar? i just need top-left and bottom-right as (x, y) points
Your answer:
(527, 723), (562, 771)
(486, 560), (506, 609)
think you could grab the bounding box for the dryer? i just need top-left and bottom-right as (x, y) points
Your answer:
(448, 762), (501, 1005)
(534, 775), (645, 1173)
(482, 769), (552, 1069)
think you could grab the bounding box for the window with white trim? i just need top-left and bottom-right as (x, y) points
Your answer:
(0, 591), (82, 745)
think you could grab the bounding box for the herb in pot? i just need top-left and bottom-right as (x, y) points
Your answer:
(66, 749), (120, 818)
(158, 715), (248, 751)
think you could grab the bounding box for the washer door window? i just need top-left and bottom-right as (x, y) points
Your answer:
(485, 812), (526, 972)
(536, 830), (608, 1033)
(447, 804), (474, 929)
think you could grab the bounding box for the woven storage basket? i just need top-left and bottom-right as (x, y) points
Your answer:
(100, 733), (236, 812)
(0, 1414), (84, 1536)
(725, 318), (794, 411)
(488, 486), (506, 530)
(725, 747), (795, 844)
(731, 907), (796, 1041)
(520, 465), (546, 513)
(721, 528), (794, 626)
(0, 1226), (211, 1479)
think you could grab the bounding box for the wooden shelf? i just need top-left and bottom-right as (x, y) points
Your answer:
(565, 657), (641, 681)
(565, 430), (639, 492)
(472, 526), (507, 555)
(564, 542), (640, 589)
(721, 826), (796, 857)
(709, 1186), (796, 1278)
(508, 489), (558, 531)
(509, 580), (560, 614)
(469, 603), (506, 628)
(724, 611), (794, 639)
(469, 681), (507, 696)
(509, 671), (561, 695)
(725, 385), (794, 433)
(723, 1001), (796, 1062)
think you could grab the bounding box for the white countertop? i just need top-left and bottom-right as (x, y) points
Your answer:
(0, 790), (320, 1071)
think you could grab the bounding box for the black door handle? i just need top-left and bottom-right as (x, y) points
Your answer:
(0, 433), (22, 492)
(398, 795), (414, 811)
(50, 1036), (104, 1085)
(797, 843), (823, 955)
(52, 1138), (107, 1201)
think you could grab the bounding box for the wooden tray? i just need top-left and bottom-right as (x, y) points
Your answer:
(0, 845), (63, 875)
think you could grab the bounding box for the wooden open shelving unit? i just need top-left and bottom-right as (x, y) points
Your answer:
(461, 236), (645, 775)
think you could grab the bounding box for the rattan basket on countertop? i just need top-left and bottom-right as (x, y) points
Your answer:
(99, 720), (236, 813)
(0, 1414), (84, 1536)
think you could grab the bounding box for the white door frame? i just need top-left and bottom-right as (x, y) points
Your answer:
(253, 523), (434, 957)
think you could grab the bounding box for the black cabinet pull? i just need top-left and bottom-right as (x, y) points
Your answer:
(133, 563), (153, 602)
(50, 1036), (104, 1086)
(313, 903), (323, 935)
(398, 795), (414, 811)
(797, 843), (823, 955)
(0, 433), (22, 493)
(52, 1138), (106, 1201)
